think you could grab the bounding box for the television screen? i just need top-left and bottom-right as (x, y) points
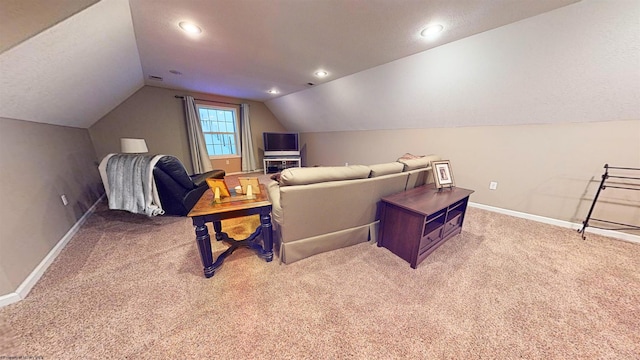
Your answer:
(263, 132), (299, 157)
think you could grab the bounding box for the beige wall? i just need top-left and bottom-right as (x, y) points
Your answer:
(0, 117), (102, 296)
(0, 0), (99, 53)
(301, 120), (640, 228)
(89, 86), (286, 174)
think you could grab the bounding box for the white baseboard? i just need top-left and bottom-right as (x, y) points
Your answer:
(0, 195), (104, 308)
(225, 169), (264, 176)
(469, 202), (640, 244)
(0, 292), (21, 308)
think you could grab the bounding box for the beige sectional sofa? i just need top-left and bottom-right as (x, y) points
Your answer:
(266, 154), (441, 264)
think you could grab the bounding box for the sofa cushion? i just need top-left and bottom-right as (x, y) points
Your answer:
(398, 154), (440, 171)
(368, 162), (404, 178)
(279, 165), (371, 186)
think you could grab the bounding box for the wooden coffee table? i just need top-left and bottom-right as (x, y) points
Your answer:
(187, 184), (273, 278)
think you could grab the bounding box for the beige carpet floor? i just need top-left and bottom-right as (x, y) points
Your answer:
(1, 191), (639, 359)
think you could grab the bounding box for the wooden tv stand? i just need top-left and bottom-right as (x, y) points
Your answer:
(377, 184), (474, 268)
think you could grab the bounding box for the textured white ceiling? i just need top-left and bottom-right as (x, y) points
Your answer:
(129, 0), (579, 102)
(4, 0), (635, 132)
(0, 0), (143, 128)
(265, 0), (640, 132)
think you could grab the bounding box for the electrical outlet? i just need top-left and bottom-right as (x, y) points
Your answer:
(225, 160), (230, 165)
(345, 162), (349, 166)
(61, 194), (69, 206)
(489, 181), (498, 190)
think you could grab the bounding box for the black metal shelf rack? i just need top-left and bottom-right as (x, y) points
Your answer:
(578, 164), (640, 239)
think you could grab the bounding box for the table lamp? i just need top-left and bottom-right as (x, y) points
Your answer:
(120, 138), (148, 154)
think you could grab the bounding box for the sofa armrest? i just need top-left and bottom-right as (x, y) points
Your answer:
(266, 180), (283, 223)
(190, 169), (226, 187)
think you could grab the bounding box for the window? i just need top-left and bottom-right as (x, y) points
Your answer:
(197, 104), (240, 157)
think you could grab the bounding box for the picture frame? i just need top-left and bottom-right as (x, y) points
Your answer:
(431, 160), (455, 189)
(238, 177), (261, 195)
(205, 178), (230, 197)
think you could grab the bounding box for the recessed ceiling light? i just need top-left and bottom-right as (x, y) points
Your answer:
(314, 70), (329, 78)
(267, 89), (279, 94)
(420, 24), (444, 38)
(179, 21), (202, 34)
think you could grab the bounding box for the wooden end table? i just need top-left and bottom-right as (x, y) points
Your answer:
(377, 184), (474, 269)
(187, 184), (273, 278)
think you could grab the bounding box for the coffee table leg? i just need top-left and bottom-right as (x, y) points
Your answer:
(193, 218), (215, 278)
(213, 220), (230, 241)
(261, 210), (274, 262)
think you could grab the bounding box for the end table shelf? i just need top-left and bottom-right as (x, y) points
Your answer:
(377, 185), (474, 268)
(263, 157), (301, 174)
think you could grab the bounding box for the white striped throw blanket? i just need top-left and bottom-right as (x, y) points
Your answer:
(106, 154), (165, 216)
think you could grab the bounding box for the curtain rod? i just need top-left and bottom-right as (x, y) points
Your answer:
(174, 95), (241, 106)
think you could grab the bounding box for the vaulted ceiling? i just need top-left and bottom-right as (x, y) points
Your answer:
(0, 0), (143, 128)
(128, 0), (578, 102)
(2, 0), (637, 132)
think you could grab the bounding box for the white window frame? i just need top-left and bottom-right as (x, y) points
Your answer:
(196, 104), (241, 159)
